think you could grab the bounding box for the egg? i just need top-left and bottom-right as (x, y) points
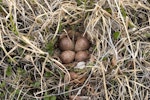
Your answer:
(75, 51), (89, 61)
(59, 37), (74, 51)
(75, 37), (90, 51)
(60, 50), (75, 64)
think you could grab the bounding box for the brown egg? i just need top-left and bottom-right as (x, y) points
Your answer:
(60, 50), (75, 64)
(68, 30), (81, 39)
(75, 37), (90, 51)
(59, 37), (74, 51)
(75, 51), (89, 61)
(68, 30), (75, 38)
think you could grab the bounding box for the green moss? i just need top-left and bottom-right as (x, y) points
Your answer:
(0, 91), (5, 99)
(7, 58), (16, 64)
(32, 81), (41, 88)
(145, 33), (150, 38)
(46, 39), (57, 56)
(7, 14), (19, 35)
(113, 32), (120, 40)
(0, 81), (6, 88)
(49, 96), (56, 100)
(44, 92), (57, 100)
(44, 71), (52, 77)
(105, 8), (112, 14)
(17, 67), (26, 76)
(120, 5), (127, 18)
(6, 66), (12, 77)
(14, 89), (20, 95)
(76, 0), (82, 6)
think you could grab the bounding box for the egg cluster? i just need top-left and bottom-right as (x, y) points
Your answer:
(58, 31), (90, 64)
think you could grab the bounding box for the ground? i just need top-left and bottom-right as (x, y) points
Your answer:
(0, 0), (150, 100)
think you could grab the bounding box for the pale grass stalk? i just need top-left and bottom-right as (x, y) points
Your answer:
(100, 62), (109, 100)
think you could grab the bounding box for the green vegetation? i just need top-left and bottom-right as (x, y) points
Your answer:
(0, 0), (150, 99)
(6, 66), (12, 77)
(113, 32), (120, 40)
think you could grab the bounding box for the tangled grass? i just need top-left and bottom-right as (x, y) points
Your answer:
(0, 0), (150, 100)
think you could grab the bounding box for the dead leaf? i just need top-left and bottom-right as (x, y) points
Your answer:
(64, 73), (70, 83)
(74, 61), (86, 69)
(69, 95), (81, 100)
(70, 72), (78, 80)
(111, 55), (117, 66)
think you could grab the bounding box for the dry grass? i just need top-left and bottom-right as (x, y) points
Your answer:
(0, 0), (150, 100)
